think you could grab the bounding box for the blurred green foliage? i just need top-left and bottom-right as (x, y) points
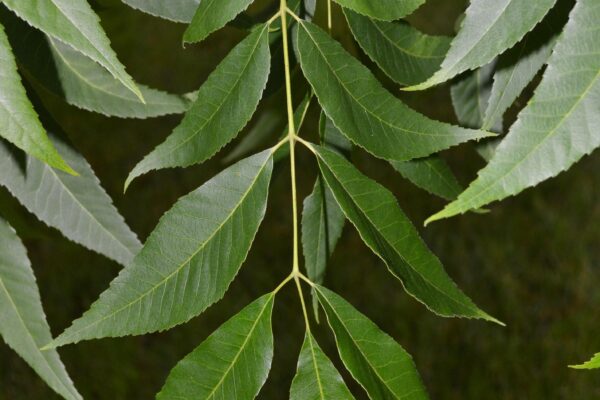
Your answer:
(1, 0), (598, 399)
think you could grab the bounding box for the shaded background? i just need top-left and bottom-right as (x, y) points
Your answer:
(1, 0), (599, 398)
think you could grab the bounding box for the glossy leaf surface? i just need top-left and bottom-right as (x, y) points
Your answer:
(46, 150), (274, 347)
(157, 294), (275, 399)
(316, 285), (428, 400)
(428, 0), (600, 223)
(126, 25), (270, 189)
(296, 21), (492, 162)
(313, 145), (497, 321)
(0, 219), (81, 400)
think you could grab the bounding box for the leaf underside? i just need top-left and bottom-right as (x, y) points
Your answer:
(428, 0), (600, 223)
(0, 218), (81, 400)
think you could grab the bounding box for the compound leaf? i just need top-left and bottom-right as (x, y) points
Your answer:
(331, 0), (423, 21)
(45, 150), (274, 348)
(428, 0), (600, 223)
(407, 0), (557, 90)
(0, 23), (73, 174)
(0, 134), (141, 267)
(296, 21), (493, 163)
(313, 145), (498, 322)
(315, 285), (428, 400)
(183, 0), (254, 44)
(123, 0), (199, 23)
(0, 218), (81, 400)
(2, 0), (143, 100)
(290, 331), (355, 400)
(345, 10), (451, 86)
(126, 24), (271, 189)
(157, 293), (275, 400)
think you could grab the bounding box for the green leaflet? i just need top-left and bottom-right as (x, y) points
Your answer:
(427, 0), (600, 223)
(273, 93), (312, 162)
(0, 23), (73, 174)
(315, 285), (428, 400)
(406, 0), (557, 90)
(0, 218), (81, 400)
(183, 0), (254, 44)
(0, 135), (142, 267)
(312, 145), (499, 322)
(2, 0), (142, 100)
(331, 0), (423, 21)
(345, 10), (451, 86)
(296, 21), (493, 163)
(125, 25), (271, 189)
(157, 294), (275, 400)
(123, 0), (199, 23)
(45, 150), (274, 348)
(482, 0), (571, 130)
(0, 8), (190, 119)
(570, 353), (600, 370)
(290, 331), (355, 400)
(391, 157), (462, 200)
(450, 62), (501, 161)
(301, 176), (345, 286)
(319, 111), (352, 153)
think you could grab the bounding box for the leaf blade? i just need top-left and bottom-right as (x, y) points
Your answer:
(123, 0), (199, 23)
(126, 25), (271, 189)
(46, 150), (274, 347)
(570, 353), (600, 370)
(0, 134), (141, 266)
(296, 21), (493, 163)
(183, 0), (254, 44)
(0, 23), (73, 174)
(390, 156), (462, 200)
(407, 0), (557, 90)
(2, 0), (143, 100)
(331, 0), (424, 21)
(157, 294), (275, 400)
(315, 285), (428, 400)
(290, 331), (355, 400)
(0, 218), (81, 400)
(428, 0), (600, 223)
(313, 145), (498, 322)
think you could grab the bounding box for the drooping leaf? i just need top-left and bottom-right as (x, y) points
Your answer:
(45, 37), (190, 118)
(125, 25), (271, 189)
(0, 23), (73, 174)
(122, 0), (199, 23)
(296, 21), (493, 163)
(345, 10), (451, 86)
(183, 0), (254, 44)
(223, 109), (284, 163)
(303, 0), (317, 21)
(1, 9), (191, 119)
(390, 156), (462, 200)
(315, 285), (428, 400)
(2, 0), (143, 100)
(427, 0), (600, 224)
(331, 0), (423, 21)
(0, 135), (141, 267)
(312, 145), (498, 322)
(45, 150), (274, 348)
(157, 293), (275, 400)
(290, 331), (355, 400)
(319, 111), (351, 154)
(570, 353), (600, 370)
(0, 218), (82, 400)
(406, 0), (557, 90)
(481, 0), (572, 130)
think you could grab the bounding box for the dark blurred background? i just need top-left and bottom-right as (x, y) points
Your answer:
(1, 0), (599, 399)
